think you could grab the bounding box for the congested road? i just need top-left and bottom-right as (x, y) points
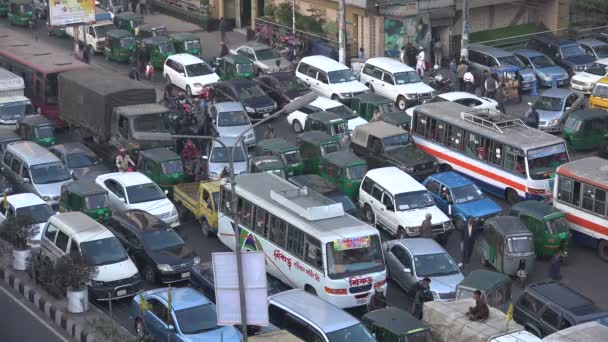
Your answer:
(1, 15), (607, 335)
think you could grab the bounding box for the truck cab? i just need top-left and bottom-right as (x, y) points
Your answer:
(173, 181), (221, 237)
(110, 104), (175, 153)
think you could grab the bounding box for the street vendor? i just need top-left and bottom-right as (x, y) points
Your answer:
(467, 290), (489, 321)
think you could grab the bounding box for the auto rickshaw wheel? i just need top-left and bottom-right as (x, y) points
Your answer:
(506, 188), (520, 204)
(292, 120), (303, 134)
(397, 96), (407, 111)
(598, 240), (608, 262)
(397, 227), (407, 239)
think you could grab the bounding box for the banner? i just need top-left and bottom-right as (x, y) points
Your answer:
(48, 0), (96, 27)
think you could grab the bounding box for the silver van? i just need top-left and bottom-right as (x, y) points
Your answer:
(468, 45), (536, 90)
(1, 141), (71, 208)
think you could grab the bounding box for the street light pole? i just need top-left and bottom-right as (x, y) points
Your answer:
(338, 0), (346, 64)
(461, 0), (469, 60)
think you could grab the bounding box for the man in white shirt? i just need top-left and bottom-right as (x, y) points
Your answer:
(463, 71), (475, 93)
(416, 47), (425, 77)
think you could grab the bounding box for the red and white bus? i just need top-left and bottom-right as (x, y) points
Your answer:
(0, 27), (89, 126)
(554, 157), (608, 261)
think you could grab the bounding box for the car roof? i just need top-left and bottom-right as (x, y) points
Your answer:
(469, 44), (513, 57)
(308, 96), (341, 110)
(557, 157), (608, 189)
(365, 57), (414, 72)
(7, 141), (60, 165)
(49, 212), (114, 242)
(427, 171), (473, 187)
(50, 142), (95, 155)
(352, 92), (393, 104)
(97, 171), (154, 186)
(325, 151), (365, 167)
(540, 87), (573, 98)
(438, 91), (482, 101)
(111, 209), (168, 232)
(364, 167), (424, 193)
(63, 180), (108, 196)
(527, 282), (604, 317)
(457, 270), (511, 293)
(577, 38), (607, 47)
(19, 114), (52, 126)
(510, 200), (563, 219)
(297, 130), (335, 144)
(240, 42), (271, 50)
(212, 136), (238, 147)
(222, 79), (257, 88)
(7, 193), (45, 208)
(512, 49), (546, 57)
(362, 307), (429, 334)
(148, 287), (210, 310)
(300, 56), (348, 72)
(261, 72), (293, 81)
(269, 289), (360, 332)
(353, 121), (406, 138)
(393, 238), (446, 255)
(532, 34), (578, 47)
(168, 53), (206, 65)
(139, 147), (180, 162)
(214, 101), (245, 112)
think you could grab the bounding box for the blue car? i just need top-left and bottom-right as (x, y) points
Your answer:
(133, 287), (242, 342)
(513, 49), (570, 87)
(422, 172), (502, 230)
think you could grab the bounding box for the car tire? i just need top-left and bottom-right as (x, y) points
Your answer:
(368, 84), (374, 92)
(331, 94), (340, 101)
(143, 266), (157, 284)
(506, 188), (520, 205)
(454, 217), (465, 232)
(292, 120), (303, 134)
(135, 318), (146, 337)
(186, 85), (193, 97)
(396, 96), (407, 111)
(397, 227), (407, 239)
(598, 240), (608, 262)
(364, 204), (375, 225)
(200, 219), (212, 237)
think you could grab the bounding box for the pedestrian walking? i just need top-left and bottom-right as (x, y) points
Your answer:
(485, 73), (499, 99)
(420, 213), (433, 238)
(449, 57), (458, 85)
(416, 47), (426, 78)
(456, 59), (468, 91)
(433, 38), (443, 67)
(358, 47), (365, 60)
(264, 124), (275, 139)
(411, 278), (432, 320)
(128, 66), (140, 80)
(220, 41), (229, 58)
(139, 0), (146, 15)
(549, 250), (562, 281)
(198, 85), (212, 114)
(479, 70), (489, 97)
(406, 43), (417, 68)
(462, 217), (477, 264)
(526, 105), (540, 129)
(219, 17), (227, 43)
(463, 70), (475, 93)
(399, 46), (406, 64)
(367, 287), (387, 312)
(466, 290), (489, 321)
(144, 61), (154, 79)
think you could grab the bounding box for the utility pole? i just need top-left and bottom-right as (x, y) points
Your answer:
(292, 0), (296, 34)
(235, 0), (241, 28)
(338, 0), (346, 64)
(461, 0), (469, 60)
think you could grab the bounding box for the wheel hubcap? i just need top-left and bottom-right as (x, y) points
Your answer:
(399, 100), (406, 110)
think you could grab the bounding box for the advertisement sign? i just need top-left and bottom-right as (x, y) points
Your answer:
(333, 236), (371, 250)
(48, 0), (96, 27)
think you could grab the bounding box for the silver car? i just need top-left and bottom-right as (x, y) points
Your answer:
(48, 143), (111, 180)
(209, 102), (256, 147)
(232, 42), (293, 74)
(528, 88), (584, 132)
(204, 137), (248, 180)
(384, 238), (463, 301)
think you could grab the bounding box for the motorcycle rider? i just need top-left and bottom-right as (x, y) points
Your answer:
(116, 148), (135, 172)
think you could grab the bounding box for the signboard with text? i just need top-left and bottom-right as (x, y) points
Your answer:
(48, 0), (96, 27)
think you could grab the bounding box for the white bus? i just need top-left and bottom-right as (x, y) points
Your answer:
(554, 157), (608, 261)
(411, 102), (569, 203)
(217, 173), (387, 309)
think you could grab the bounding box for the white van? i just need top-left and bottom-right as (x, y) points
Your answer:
(40, 212), (142, 300)
(359, 57), (435, 110)
(0, 193), (55, 245)
(359, 167), (454, 239)
(286, 96), (368, 133)
(295, 56), (368, 102)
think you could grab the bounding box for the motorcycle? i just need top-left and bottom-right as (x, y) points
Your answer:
(429, 71), (454, 93)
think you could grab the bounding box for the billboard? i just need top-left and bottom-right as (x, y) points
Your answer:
(48, 0), (96, 27)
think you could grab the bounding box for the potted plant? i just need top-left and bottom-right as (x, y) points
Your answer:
(0, 216), (39, 271)
(55, 255), (98, 313)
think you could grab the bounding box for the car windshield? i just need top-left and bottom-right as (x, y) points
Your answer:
(158, 42), (175, 54)
(30, 162), (70, 184)
(0, 101), (32, 119)
(85, 194), (109, 210)
(175, 303), (218, 334)
(563, 116), (582, 132)
(534, 96), (563, 111)
(594, 84), (608, 98)
(210, 146), (246, 163)
(414, 252), (460, 277)
(125, 183), (165, 204)
(186, 62), (213, 77)
(255, 48), (279, 60)
(586, 62), (608, 76)
(326, 323), (375, 342)
(133, 113), (173, 133)
(236, 62), (254, 74)
(393, 71), (421, 84)
(561, 44), (585, 58)
(379, 102), (397, 113)
(546, 217), (569, 234)
(327, 104), (357, 120)
(142, 228), (184, 251)
(236, 85), (265, 100)
(95, 24), (113, 37)
(507, 235), (533, 253)
(120, 37), (134, 48)
(394, 190), (434, 210)
(326, 235), (385, 279)
(184, 40), (201, 51)
(16, 204), (54, 224)
(498, 56), (525, 68)
(320, 143), (340, 156)
(162, 159), (182, 175)
(383, 134), (409, 148)
(346, 164), (367, 180)
(451, 184), (485, 204)
(282, 150), (301, 164)
(80, 237), (128, 266)
(593, 45), (608, 58)
(328, 69), (356, 84)
(530, 55), (555, 68)
(527, 144), (569, 180)
(218, 110), (250, 126)
(67, 152), (100, 169)
(280, 78), (308, 92)
(34, 125), (53, 139)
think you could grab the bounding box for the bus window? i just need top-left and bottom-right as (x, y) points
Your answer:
(415, 113), (428, 137)
(447, 125), (463, 151)
(504, 146), (525, 176)
(583, 184), (606, 216)
(435, 121), (446, 144)
(35, 72), (43, 102)
(557, 177), (573, 203)
(465, 132), (481, 158)
(268, 214), (287, 248)
(254, 207), (268, 235)
(304, 237), (323, 270)
(238, 198), (253, 228)
(573, 181), (581, 207)
(45, 73), (59, 104)
(286, 224), (305, 259)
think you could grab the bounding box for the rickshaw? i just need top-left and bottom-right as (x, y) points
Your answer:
(382, 111), (412, 131)
(350, 93), (401, 121)
(247, 156), (286, 178)
(8, 0), (33, 27)
(170, 32), (202, 57)
(320, 150), (367, 201)
(104, 29), (135, 63)
(509, 200), (570, 258)
(455, 269), (512, 310)
(562, 108), (608, 152)
(59, 181), (112, 220)
(137, 36), (175, 70)
(136, 148), (184, 194)
(362, 307), (432, 342)
(135, 23), (168, 42)
(113, 11), (143, 33)
(296, 131), (340, 174)
(479, 216), (535, 287)
(254, 138), (303, 176)
(493, 65), (522, 104)
(0, 0), (9, 16)
(16, 115), (55, 146)
(304, 111), (349, 138)
(214, 55), (255, 80)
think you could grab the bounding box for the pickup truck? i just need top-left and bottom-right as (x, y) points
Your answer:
(65, 8), (114, 53)
(173, 181), (221, 237)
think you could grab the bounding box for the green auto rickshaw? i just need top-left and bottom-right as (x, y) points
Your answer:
(350, 93), (397, 121)
(8, 0), (33, 27)
(16, 115), (55, 146)
(247, 156), (286, 178)
(59, 181), (112, 220)
(296, 131), (340, 174)
(254, 138), (303, 176)
(113, 11), (143, 33)
(509, 200), (570, 258)
(138, 36), (176, 70)
(104, 29), (135, 63)
(381, 111), (412, 131)
(214, 55), (255, 80)
(136, 148), (184, 194)
(362, 307), (431, 342)
(304, 111), (349, 138)
(170, 32), (202, 57)
(320, 150), (367, 201)
(455, 269), (512, 310)
(562, 108), (608, 152)
(0, 0), (9, 16)
(135, 23), (168, 42)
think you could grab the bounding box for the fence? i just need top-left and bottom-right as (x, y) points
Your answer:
(151, 0), (210, 28)
(255, 17), (338, 48)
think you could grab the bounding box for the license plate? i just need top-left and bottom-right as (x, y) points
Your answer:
(181, 272), (190, 279)
(117, 289), (127, 296)
(263, 113), (270, 118)
(356, 298), (366, 304)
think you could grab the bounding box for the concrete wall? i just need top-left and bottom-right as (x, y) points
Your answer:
(468, 3), (528, 32)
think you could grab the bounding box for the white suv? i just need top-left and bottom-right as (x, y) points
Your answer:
(360, 57), (435, 110)
(286, 96), (367, 133)
(164, 54), (220, 96)
(359, 167), (454, 239)
(295, 56), (368, 102)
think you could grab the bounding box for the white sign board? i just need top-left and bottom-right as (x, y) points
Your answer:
(48, 0), (96, 27)
(212, 252), (269, 326)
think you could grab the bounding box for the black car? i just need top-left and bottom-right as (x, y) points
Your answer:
(288, 174), (363, 219)
(257, 72), (311, 108)
(528, 34), (596, 75)
(103, 209), (201, 284)
(212, 80), (277, 120)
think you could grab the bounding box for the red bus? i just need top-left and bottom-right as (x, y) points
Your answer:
(0, 28), (89, 127)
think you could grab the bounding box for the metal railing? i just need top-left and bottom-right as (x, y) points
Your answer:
(255, 17), (338, 45)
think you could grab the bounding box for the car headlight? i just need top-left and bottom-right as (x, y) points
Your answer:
(42, 196), (50, 201)
(405, 93), (417, 100)
(157, 264), (173, 272)
(432, 291), (440, 300)
(245, 107), (255, 113)
(443, 221), (455, 230)
(193, 83), (203, 88)
(549, 119), (560, 125)
(543, 74), (552, 81)
(209, 172), (219, 180)
(400, 166), (414, 173)
(193, 256), (201, 265)
(91, 280), (105, 287)
(339, 93), (352, 98)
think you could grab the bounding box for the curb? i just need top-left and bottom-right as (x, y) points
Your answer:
(0, 266), (96, 342)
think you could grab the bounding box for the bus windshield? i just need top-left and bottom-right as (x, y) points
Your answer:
(527, 144), (569, 180)
(326, 235), (384, 279)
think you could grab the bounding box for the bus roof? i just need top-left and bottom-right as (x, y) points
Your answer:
(0, 28), (89, 73)
(414, 102), (565, 152)
(232, 173), (379, 241)
(557, 157), (608, 190)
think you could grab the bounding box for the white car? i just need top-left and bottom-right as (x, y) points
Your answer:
(360, 57), (435, 110)
(231, 42), (293, 74)
(164, 54), (220, 96)
(286, 96), (367, 133)
(0, 193), (55, 245)
(405, 91), (499, 117)
(570, 58), (608, 94)
(209, 102), (256, 146)
(204, 137), (248, 180)
(95, 172), (179, 227)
